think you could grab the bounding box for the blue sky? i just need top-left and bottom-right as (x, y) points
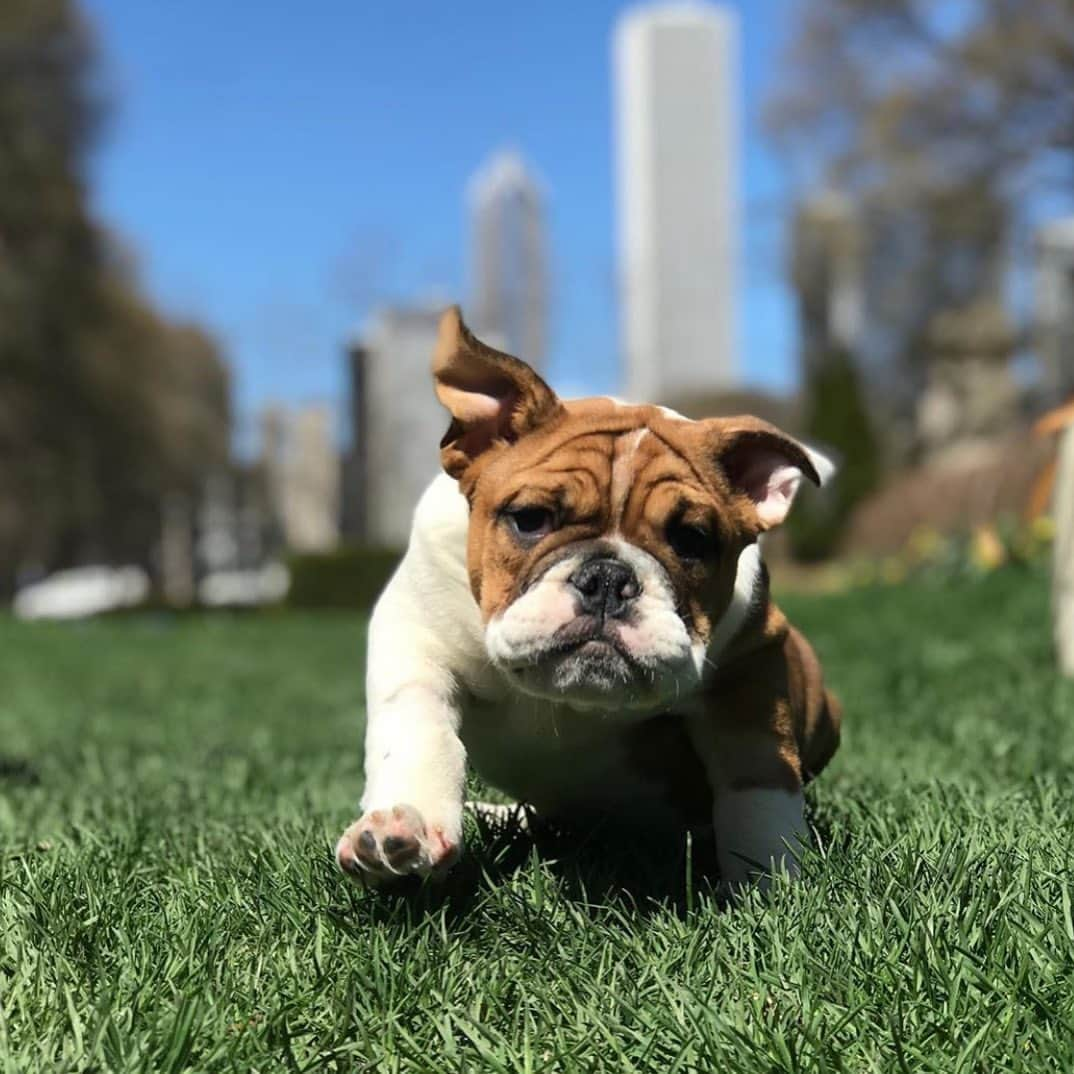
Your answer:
(84, 0), (801, 434)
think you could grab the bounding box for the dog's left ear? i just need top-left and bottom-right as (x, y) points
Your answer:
(704, 416), (835, 530)
(432, 306), (564, 479)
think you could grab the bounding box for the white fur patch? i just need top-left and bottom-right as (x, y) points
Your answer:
(802, 442), (837, 487)
(610, 428), (648, 523)
(656, 405), (690, 422)
(704, 543), (762, 671)
(715, 786), (807, 886)
(485, 557), (582, 667)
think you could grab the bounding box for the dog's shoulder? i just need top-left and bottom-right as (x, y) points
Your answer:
(394, 473), (470, 601)
(368, 475), (497, 699)
(411, 473), (470, 552)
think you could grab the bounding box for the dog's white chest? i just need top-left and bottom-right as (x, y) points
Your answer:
(459, 696), (708, 827)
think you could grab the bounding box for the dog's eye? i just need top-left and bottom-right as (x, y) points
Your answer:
(505, 506), (555, 541)
(667, 521), (712, 561)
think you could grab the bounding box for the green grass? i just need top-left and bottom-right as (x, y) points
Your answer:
(2, 568), (1073, 1072)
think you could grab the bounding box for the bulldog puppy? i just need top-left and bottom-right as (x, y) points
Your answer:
(336, 307), (841, 889)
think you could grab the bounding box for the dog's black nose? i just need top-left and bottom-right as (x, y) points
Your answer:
(569, 558), (639, 620)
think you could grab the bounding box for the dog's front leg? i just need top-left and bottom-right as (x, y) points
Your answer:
(336, 683), (466, 884)
(712, 780), (806, 889)
(687, 719), (808, 890)
(336, 562), (470, 884)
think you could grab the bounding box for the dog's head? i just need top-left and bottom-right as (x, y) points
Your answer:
(434, 307), (831, 711)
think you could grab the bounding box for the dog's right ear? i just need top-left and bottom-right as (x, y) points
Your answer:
(433, 306), (563, 479)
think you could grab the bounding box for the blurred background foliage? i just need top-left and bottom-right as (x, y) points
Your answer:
(0, 0), (230, 598)
(285, 547), (400, 611)
(769, 0), (1074, 434)
(788, 344), (881, 562)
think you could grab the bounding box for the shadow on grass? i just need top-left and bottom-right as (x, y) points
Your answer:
(0, 755), (40, 787)
(329, 795), (845, 930)
(332, 814), (723, 928)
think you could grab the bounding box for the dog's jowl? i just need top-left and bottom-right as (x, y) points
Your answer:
(336, 307), (841, 889)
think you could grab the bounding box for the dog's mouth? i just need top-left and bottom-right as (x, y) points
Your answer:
(516, 616), (640, 669)
(501, 618), (645, 703)
(545, 624), (638, 666)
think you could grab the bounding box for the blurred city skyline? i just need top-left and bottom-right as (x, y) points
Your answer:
(6, 0), (1073, 614)
(82, 0), (799, 424)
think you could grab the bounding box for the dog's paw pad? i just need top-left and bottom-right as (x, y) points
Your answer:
(335, 804), (458, 885)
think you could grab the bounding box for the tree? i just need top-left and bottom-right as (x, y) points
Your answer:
(0, 0), (232, 593)
(788, 345), (881, 561)
(0, 0), (106, 581)
(768, 0), (1074, 449)
(769, 0), (1074, 197)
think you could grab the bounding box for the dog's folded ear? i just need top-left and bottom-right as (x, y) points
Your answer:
(703, 416), (835, 530)
(433, 306), (564, 478)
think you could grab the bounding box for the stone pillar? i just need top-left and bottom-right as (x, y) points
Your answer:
(917, 300), (1017, 462)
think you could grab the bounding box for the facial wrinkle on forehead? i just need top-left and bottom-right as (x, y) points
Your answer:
(646, 427), (717, 496)
(610, 428), (648, 528)
(524, 417), (643, 470)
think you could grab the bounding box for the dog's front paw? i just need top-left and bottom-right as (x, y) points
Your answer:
(335, 804), (460, 885)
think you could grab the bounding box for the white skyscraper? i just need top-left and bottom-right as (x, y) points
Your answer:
(469, 150), (548, 367)
(615, 2), (739, 402)
(352, 305), (446, 547)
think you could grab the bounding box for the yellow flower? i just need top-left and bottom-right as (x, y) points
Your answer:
(1030, 515), (1055, 544)
(907, 525), (943, 563)
(880, 557), (906, 585)
(971, 525), (1006, 572)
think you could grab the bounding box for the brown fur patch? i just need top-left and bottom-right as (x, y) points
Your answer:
(462, 399), (760, 636)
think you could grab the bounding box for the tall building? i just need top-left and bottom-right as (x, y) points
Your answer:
(259, 404), (340, 552)
(469, 150), (548, 366)
(349, 305), (446, 548)
(615, 2), (739, 402)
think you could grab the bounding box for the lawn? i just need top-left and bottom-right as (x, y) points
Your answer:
(2, 568), (1073, 1072)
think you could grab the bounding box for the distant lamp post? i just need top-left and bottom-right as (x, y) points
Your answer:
(1035, 399), (1074, 677)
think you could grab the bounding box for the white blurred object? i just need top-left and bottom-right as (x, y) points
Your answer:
(198, 563), (290, 607)
(14, 566), (149, 621)
(1054, 422), (1074, 677)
